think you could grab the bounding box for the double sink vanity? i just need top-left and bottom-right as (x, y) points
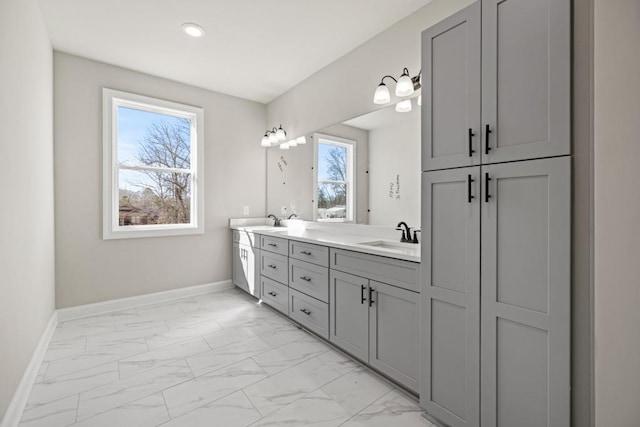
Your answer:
(230, 220), (420, 393)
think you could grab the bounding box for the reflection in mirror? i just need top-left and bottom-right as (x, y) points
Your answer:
(266, 102), (420, 227)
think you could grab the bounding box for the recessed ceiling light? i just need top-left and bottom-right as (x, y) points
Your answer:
(182, 22), (205, 38)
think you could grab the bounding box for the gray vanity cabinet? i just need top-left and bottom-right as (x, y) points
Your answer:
(369, 281), (420, 392)
(480, 157), (570, 427)
(421, 2), (481, 172)
(232, 231), (260, 299)
(481, 0), (571, 164)
(420, 167), (480, 426)
(329, 257), (420, 393)
(329, 270), (369, 363)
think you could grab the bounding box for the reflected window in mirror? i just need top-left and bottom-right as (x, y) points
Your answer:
(314, 134), (356, 222)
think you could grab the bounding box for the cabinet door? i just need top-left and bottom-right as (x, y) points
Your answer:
(232, 242), (249, 289)
(481, 157), (570, 427)
(481, 0), (570, 164)
(329, 270), (369, 363)
(247, 247), (260, 299)
(369, 281), (419, 393)
(420, 167), (480, 426)
(422, 2), (480, 171)
(233, 243), (260, 298)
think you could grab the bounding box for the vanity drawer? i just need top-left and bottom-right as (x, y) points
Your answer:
(289, 258), (329, 303)
(330, 248), (420, 293)
(260, 235), (288, 256)
(289, 240), (329, 267)
(289, 288), (329, 339)
(260, 251), (288, 284)
(233, 230), (259, 247)
(261, 276), (289, 315)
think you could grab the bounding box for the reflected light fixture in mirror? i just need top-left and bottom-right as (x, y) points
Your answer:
(279, 142), (290, 150)
(396, 99), (412, 113)
(296, 136), (307, 144)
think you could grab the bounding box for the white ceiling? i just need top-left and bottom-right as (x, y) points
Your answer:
(38, 0), (432, 104)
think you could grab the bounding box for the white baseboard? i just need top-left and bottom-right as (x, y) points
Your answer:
(1, 311), (58, 427)
(57, 279), (234, 322)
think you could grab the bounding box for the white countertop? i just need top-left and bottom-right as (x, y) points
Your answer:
(231, 223), (421, 263)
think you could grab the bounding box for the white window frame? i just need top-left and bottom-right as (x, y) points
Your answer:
(102, 88), (204, 239)
(313, 133), (356, 222)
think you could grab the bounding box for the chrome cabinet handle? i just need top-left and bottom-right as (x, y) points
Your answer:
(467, 174), (475, 204)
(361, 284), (366, 305)
(267, 264), (277, 269)
(468, 128), (475, 157)
(300, 276), (312, 282)
(368, 287), (375, 307)
(268, 243), (277, 247)
(300, 250), (312, 255)
(268, 291), (277, 297)
(299, 308), (311, 315)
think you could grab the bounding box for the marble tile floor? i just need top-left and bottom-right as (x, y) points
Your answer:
(19, 288), (434, 427)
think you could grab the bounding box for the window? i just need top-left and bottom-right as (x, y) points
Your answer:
(103, 89), (204, 239)
(314, 134), (356, 222)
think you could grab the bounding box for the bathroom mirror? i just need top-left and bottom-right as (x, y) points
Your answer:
(266, 102), (420, 227)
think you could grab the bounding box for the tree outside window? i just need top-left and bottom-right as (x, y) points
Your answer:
(315, 135), (355, 222)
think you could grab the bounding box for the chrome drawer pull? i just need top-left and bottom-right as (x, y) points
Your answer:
(268, 291), (277, 297)
(267, 264), (277, 269)
(299, 308), (311, 315)
(299, 276), (312, 282)
(268, 243), (277, 247)
(300, 250), (312, 255)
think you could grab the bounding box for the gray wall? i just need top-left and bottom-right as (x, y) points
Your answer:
(266, 0), (474, 140)
(54, 53), (267, 308)
(594, 0), (640, 424)
(0, 0), (55, 420)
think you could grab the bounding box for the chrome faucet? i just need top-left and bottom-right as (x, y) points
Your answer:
(396, 222), (420, 244)
(288, 213), (298, 219)
(267, 214), (280, 227)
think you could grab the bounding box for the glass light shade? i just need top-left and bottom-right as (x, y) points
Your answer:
(395, 74), (414, 97)
(279, 142), (290, 150)
(288, 139), (298, 147)
(275, 127), (286, 141)
(395, 99), (412, 113)
(373, 83), (391, 104)
(418, 94), (422, 106)
(268, 132), (277, 144)
(296, 136), (307, 144)
(261, 135), (270, 147)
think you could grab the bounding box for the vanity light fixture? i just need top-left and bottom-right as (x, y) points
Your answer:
(182, 22), (205, 38)
(279, 142), (290, 150)
(296, 136), (307, 145)
(373, 68), (421, 105)
(288, 139), (298, 147)
(261, 125), (290, 148)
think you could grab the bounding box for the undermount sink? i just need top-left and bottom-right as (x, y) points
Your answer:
(357, 240), (417, 252)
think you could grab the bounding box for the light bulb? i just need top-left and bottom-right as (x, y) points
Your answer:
(288, 139), (297, 147)
(261, 135), (270, 147)
(275, 126), (286, 141)
(395, 72), (414, 97)
(296, 136), (306, 144)
(395, 99), (412, 113)
(373, 83), (391, 104)
(417, 94), (422, 106)
(182, 23), (205, 38)
(268, 132), (277, 144)
(279, 142), (290, 150)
